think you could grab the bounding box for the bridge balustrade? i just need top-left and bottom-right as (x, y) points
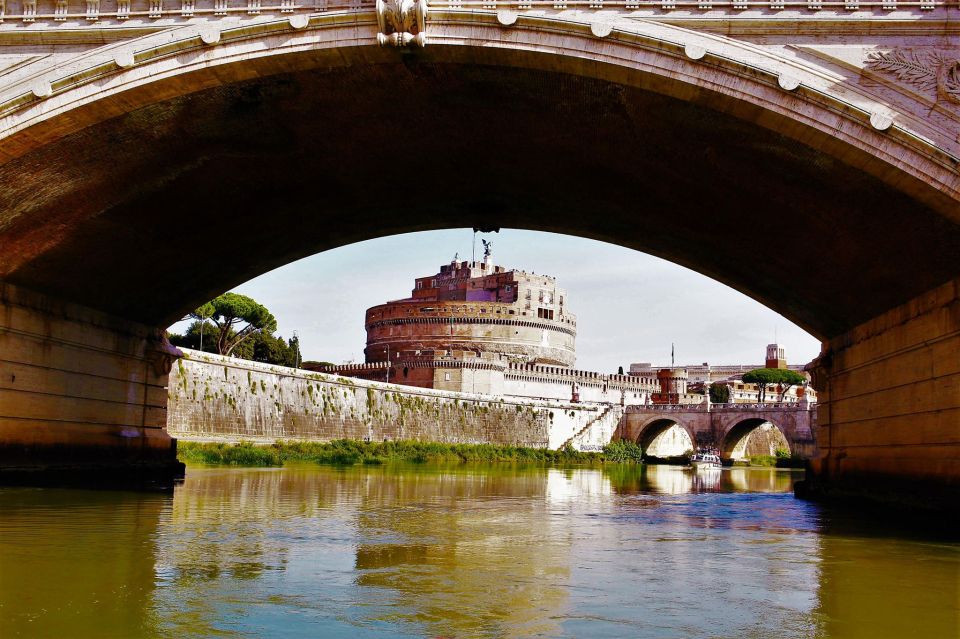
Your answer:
(0, 0), (946, 23)
(627, 402), (813, 412)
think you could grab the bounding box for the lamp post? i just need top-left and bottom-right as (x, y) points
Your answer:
(385, 344), (390, 384)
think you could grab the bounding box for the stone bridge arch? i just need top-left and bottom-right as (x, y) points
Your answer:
(0, 4), (955, 506)
(716, 411), (814, 461)
(632, 417), (698, 459)
(719, 417), (788, 461)
(0, 7), (956, 331)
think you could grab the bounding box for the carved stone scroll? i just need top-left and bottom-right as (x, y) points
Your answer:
(147, 337), (183, 377)
(865, 48), (960, 105)
(376, 0), (428, 47)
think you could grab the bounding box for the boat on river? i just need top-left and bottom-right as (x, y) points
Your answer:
(690, 450), (722, 470)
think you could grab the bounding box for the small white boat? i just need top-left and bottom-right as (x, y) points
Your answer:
(690, 451), (722, 469)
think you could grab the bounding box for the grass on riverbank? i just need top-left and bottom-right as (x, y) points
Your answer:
(177, 439), (645, 468)
(747, 454), (806, 469)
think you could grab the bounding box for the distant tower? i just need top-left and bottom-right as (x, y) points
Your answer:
(765, 343), (787, 369)
(653, 368), (688, 405)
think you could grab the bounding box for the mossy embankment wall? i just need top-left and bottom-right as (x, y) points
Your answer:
(167, 349), (605, 449)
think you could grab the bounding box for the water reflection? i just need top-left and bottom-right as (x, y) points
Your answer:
(603, 464), (801, 495)
(0, 464), (956, 638)
(354, 467), (570, 638)
(814, 513), (960, 639)
(0, 488), (167, 638)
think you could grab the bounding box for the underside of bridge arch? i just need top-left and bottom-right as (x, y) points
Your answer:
(0, 49), (957, 337)
(721, 419), (789, 462)
(637, 420), (694, 459)
(0, 43), (956, 506)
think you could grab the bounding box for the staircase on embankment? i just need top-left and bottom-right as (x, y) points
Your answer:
(561, 405), (625, 451)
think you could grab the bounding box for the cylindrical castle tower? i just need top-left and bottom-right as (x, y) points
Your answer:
(652, 368), (688, 405)
(363, 256), (577, 367)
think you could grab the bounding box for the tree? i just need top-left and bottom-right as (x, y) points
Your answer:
(709, 382), (731, 404)
(168, 320), (218, 353)
(189, 293), (277, 356)
(742, 368), (807, 402)
(617, 366), (624, 376)
(773, 369), (807, 401)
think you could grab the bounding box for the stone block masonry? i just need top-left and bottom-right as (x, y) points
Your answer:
(0, 283), (181, 485)
(168, 349), (606, 450)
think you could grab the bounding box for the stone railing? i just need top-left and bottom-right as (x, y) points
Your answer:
(627, 401), (815, 412)
(710, 402), (812, 411)
(430, 0), (949, 8)
(314, 361), (387, 374)
(0, 0), (323, 22)
(0, 0), (947, 24)
(627, 403), (707, 412)
(505, 364), (656, 392)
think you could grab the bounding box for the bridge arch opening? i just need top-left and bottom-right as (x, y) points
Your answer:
(637, 420), (695, 459)
(721, 419), (790, 463)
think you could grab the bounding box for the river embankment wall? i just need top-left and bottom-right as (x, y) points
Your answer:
(167, 349), (613, 449)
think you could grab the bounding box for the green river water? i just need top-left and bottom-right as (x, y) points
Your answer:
(0, 464), (956, 638)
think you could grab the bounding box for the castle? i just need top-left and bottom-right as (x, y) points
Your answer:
(312, 251), (811, 405)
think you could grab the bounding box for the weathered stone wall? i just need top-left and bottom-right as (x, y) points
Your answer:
(809, 277), (959, 508)
(168, 349), (604, 449)
(742, 424), (791, 458)
(0, 283), (179, 480)
(504, 365), (654, 404)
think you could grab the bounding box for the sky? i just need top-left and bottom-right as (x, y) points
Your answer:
(170, 228), (821, 372)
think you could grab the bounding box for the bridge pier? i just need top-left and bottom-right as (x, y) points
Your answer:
(805, 278), (959, 511)
(0, 283), (183, 488)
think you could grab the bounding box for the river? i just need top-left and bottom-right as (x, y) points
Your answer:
(0, 464), (956, 638)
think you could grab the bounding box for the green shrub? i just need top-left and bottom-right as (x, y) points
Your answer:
(603, 440), (644, 463)
(176, 441), (283, 466)
(177, 438), (632, 468)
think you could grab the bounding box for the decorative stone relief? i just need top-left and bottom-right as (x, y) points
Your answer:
(148, 338), (183, 377)
(804, 350), (831, 393)
(376, 0), (428, 47)
(865, 49), (960, 105)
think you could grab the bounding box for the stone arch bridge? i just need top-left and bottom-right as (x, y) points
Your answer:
(0, 1), (956, 507)
(617, 403), (818, 461)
